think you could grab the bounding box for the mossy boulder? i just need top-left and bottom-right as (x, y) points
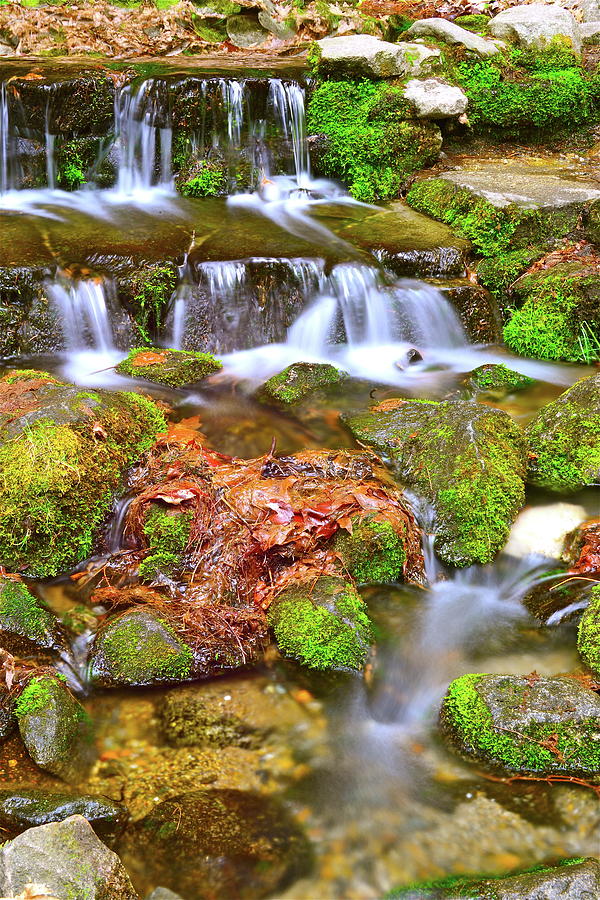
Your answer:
(503, 262), (600, 363)
(267, 576), (373, 672)
(0, 379), (165, 577)
(0, 579), (65, 655)
(89, 608), (195, 688)
(121, 789), (311, 899)
(118, 264), (178, 344)
(476, 248), (544, 307)
(578, 585), (600, 674)
(387, 857), (600, 899)
(117, 347), (222, 387)
(333, 513), (407, 583)
(15, 675), (95, 782)
(468, 363), (534, 396)
(258, 362), (345, 405)
(0, 788), (127, 843)
(138, 505), (193, 582)
(306, 79), (442, 202)
(440, 673), (600, 776)
(344, 400), (527, 567)
(526, 373), (600, 491)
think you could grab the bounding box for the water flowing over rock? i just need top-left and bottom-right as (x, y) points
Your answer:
(489, 4), (582, 53)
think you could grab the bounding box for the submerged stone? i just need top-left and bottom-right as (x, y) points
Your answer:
(258, 362), (345, 405)
(313, 35), (441, 79)
(0, 379), (165, 577)
(388, 857), (600, 899)
(0, 787), (127, 843)
(526, 373), (600, 491)
(15, 675), (95, 782)
(440, 673), (600, 776)
(577, 584), (600, 674)
(121, 789), (311, 899)
(267, 576), (373, 672)
(0, 578), (65, 656)
(0, 814), (137, 899)
(116, 347), (223, 387)
(344, 400), (527, 567)
(468, 363), (534, 396)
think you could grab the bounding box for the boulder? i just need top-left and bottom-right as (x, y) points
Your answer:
(436, 280), (502, 343)
(467, 363), (534, 396)
(258, 362), (345, 405)
(489, 4), (581, 53)
(0, 787), (127, 843)
(526, 374), (600, 491)
(0, 578), (65, 656)
(116, 347), (223, 387)
(120, 789), (311, 899)
(0, 815), (138, 899)
(267, 576), (373, 671)
(504, 502), (587, 560)
(402, 79), (468, 119)
(582, 21), (600, 43)
(15, 675), (95, 782)
(404, 18), (501, 57)
(333, 513), (408, 584)
(313, 35), (441, 79)
(344, 400), (527, 567)
(226, 13), (269, 48)
(440, 673), (600, 776)
(578, 584), (600, 674)
(0, 377), (165, 576)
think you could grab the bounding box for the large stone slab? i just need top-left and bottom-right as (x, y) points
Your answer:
(314, 34), (441, 78)
(489, 4), (581, 53)
(404, 17), (501, 57)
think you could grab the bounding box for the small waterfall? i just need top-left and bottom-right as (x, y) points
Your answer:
(269, 79), (310, 185)
(116, 81), (172, 193)
(0, 83), (8, 194)
(44, 277), (116, 352)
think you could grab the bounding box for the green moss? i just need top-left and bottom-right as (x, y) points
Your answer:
(139, 505), (193, 581)
(15, 676), (55, 718)
(268, 578), (373, 671)
(578, 585), (600, 674)
(0, 580), (57, 646)
(0, 369), (62, 385)
(117, 348), (223, 386)
(258, 362), (344, 405)
(453, 14), (489, 34)
(476, 249), (543, 303)
(126, 266), (178, 345)
(442, 674), (600, 774)
(101, 616), (193, 682)
(306, 79), (441, 202)
(469, 364), (534, 394)
(179, 164), (227, 198)
(334, 515), (406, 583)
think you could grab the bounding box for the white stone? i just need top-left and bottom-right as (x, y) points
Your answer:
(504, 503), (587, 560)
(489, 4), (581, 53)
(582, 20), (600, 42)
(404, 18), (501, 57)
(581, 0), (600, 22)
(315, 35), (440, 79)
(403, 78), (468, 119)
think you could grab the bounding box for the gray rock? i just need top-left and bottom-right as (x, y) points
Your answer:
(582, 0), (600, 21)
(315, 35), (441, 78)
(489, 4), (581, 53)
(226, 13), (269, 48)
(147, 890), (185, 900)
(582, 20), (600, 43)
(0, 787), (127, 843)
(16, 675), (95, 782)
(404, 18), (501, 57)
(0, 578), (65, 656)
(403, 78), (468, 119)
(0, 814), (138, 899)
(258, 8), (296, 39)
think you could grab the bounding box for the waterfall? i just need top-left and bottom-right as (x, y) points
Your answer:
(269, 79), (310, 186)
(115, 81), (173, 194)
(0, 83), (8, 194)
(44, 277), (116, 352)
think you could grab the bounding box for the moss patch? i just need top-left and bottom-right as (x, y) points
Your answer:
(258, 362), (344, 405)
(0, 579), (61, 652)
(138, 505), (193, 581)
(578, 585), (600, 675)
(122, 265), (178, 345)
(468, 364), (534, 394)
(334, 514), (406, 583)
(117, 347), (222, 387)
(476, 248), (543, 306)
(179, 163), (227, 198)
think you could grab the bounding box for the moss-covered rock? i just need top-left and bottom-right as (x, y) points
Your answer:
(118, 264), (178, 345)
(468, 363), (534, 396)
(121, 789), (311, 899)
(0, 788), (127, 844)
(344, 400), (527, 567)
(267, 576), (373, 672)
(89, 608), (195, 688)
(476, 248), (544, 307)
(117, 347), (222, 387)
(258, 362), (345, 405)
(503, 262), (600, 363)
(386, 857), (600, 899)
(578, 585), (600, 674)
(138, 505), (193, 582)
(15, 675), (95, 782)
(526, 373), (600, 491)
(0, 579), (65, 655)
(440, 672), (600, 776)
(453, 14), (490, 34)
(307, 79), (442, 202)
(0, 379), (165, 576)
(333, 513), (406, 583)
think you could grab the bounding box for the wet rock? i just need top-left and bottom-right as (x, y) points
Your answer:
(435, 280), (502, 343)
(578, 585), (600, 674)
(582, 20), (600, 43)
(404, 18), (501, 57)
(121, 789), (311, 900)
(258, 362), (345, 405)
(407, 161), (600, 257)
(226, 13), (269, 48)
(0, 814), (138, 899)
(344, 400), (527, 567)
(333, 513), (407, 584)
(314, 35), (441, 79)
(0, 379), (165, 576)
(0, 692), (16, 742)
(402, 79), (468, 119)
(468, 363), (534, 396)
(0, 578), (65, 656)
(526, 373), (600, 491)
(489, 4), (581, 53)
(0, 266), (63, 357)
(267, 576), (373, 672)
(0, 787), (127, 843)
(390, 857), (600, 899)
(440, 673), (600, 776)
(504, 502), (587, 560)
(116, 347), (222, 387)
(15, 675), (95, 782)
(6, 72), (115, 139)
(563, 517), (600, 576)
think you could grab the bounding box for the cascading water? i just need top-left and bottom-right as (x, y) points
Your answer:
(115, 81), (173, 194)
(44, 276), (116, 352)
